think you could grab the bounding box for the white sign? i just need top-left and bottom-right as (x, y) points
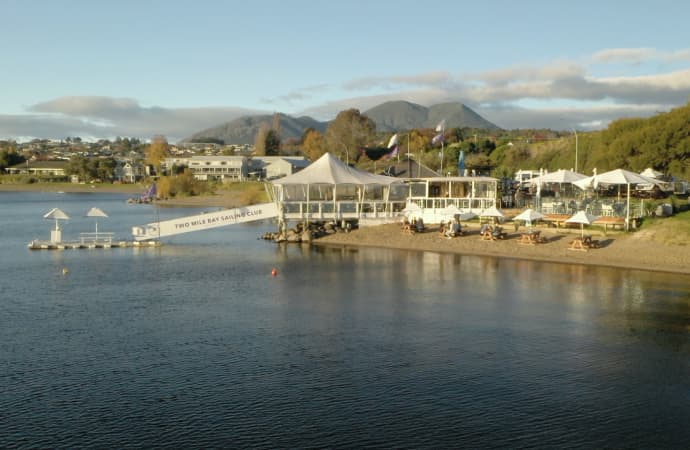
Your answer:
(132, 202), (279, 240)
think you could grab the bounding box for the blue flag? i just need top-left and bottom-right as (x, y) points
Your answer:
(458, 150), (465, 173)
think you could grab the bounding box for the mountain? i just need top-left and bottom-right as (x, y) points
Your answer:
(182, 101), (499, 144)
(364, 101), (500, 131)
(183, 113), (327, 145)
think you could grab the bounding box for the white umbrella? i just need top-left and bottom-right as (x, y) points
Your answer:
(86, 207), (108, 234)
(401, 202), (422, 217)
(565, 210), (598, 238)
(44, 207), (69, 230)
(480, 206), (505, 218)
(513, 208), (544, 227)
(440, 204), (462, 220)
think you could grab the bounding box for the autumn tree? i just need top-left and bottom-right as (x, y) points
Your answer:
(325, 109), (376, 164)
(302, 129), (326, 161)
(254, 123), (270, 156)
(145, 135), (170, 175)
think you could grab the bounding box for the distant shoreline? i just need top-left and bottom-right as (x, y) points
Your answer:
(0, 182), (244, 208)
(5, 182), (689, 275)
(0, 182), (144, 194)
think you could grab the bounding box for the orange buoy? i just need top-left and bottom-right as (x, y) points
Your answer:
(271, 268), (278, 277)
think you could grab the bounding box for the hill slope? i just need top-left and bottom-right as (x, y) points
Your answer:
(364, 101), (500, 131)
(184, 113), (327, 145)
(182, 101), (500, 144)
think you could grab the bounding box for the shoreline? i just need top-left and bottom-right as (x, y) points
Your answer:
(4, 183), (688, 275)
(312, 223), (690, 276)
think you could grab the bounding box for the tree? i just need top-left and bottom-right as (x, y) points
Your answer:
(265, 129), (281, 155)
(254, 123), (270, 156)
(145, 135), (170, 175)
(302, 129), (326, 161)
(325, 109), (376, 164)
(0, 147), (24, 171)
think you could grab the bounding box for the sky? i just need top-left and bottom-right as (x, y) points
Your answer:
(2, 0), (690, 142)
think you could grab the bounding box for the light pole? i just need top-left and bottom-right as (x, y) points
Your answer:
(571, 128), (578, 173)
(338, 141), (350, 166)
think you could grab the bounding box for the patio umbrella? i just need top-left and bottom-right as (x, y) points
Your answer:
(513, 208), (544, 227)
(86, 207), (108, 234)
(565, 210), (598, 238)
(440, 204), (462, 220)
(44, 207), (69, 231)
(480, 206), (505, 224)
(401, 202), (422, 217)
(480, 206), (505, 218)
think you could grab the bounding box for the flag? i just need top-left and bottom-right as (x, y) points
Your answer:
(458, 150), (465, 172)
(435, 119), (446, 132)
(383, 145), (399, 160)
(432, 133), (444, 145)
(387, 133), (399, 149)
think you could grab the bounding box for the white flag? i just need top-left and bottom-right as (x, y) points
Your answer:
(387, 133), (399, 149)
(435, 119), (446, 132)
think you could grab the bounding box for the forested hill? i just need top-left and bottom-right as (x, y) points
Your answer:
(363, 101), (499, 131)
(589, 102), (690, 178)
(183, 113), (327, 145)
(182, 101), (499, 145)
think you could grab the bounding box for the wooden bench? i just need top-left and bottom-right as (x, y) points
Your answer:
(593, 216), (626, 231)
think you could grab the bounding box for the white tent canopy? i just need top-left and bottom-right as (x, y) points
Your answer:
(272, 152), (399, 186)
(573, 168), (660, 190)
(640, 167), (663, 179)
(529, 169), (587, 185)
(573, 168), (659, 230)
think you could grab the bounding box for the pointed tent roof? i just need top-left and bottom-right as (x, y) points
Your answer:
(513, 208), (544, 222)
(529, 169), (587, 184)
(86, 207), (108, 218)
(271, 152), (400, 186)
(574, 168), (660, 190)
(43, 207), (69, 220)
(640, 167), (663, 179)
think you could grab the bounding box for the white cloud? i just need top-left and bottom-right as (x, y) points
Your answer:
(2, 47), (690, 141)
(1, 96), (264, 142)
(591, 47), (690, 64)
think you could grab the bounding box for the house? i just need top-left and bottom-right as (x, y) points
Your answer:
(163, 156), (249, 182)
(5, 160), (68, 177)
(115, 160), (146, 183)
(249, 156), (310, 180)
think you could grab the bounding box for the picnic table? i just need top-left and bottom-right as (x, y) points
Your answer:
(568, 235), (600, 251)
(518, 230), (545, 244)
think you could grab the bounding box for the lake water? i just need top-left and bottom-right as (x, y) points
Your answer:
(1, 191), (689, 448)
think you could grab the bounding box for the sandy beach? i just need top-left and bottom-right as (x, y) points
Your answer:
(312, 222), (690, 275)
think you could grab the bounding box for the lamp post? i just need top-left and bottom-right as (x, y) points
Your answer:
(338, 141), (350, 166)
(571, 128), (578, 173)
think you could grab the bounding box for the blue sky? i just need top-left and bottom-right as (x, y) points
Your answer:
(2, 0), (690, 141)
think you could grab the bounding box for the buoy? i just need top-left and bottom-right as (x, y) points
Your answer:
(62, 268), (69, 275)
(271, 268), (278, 277)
